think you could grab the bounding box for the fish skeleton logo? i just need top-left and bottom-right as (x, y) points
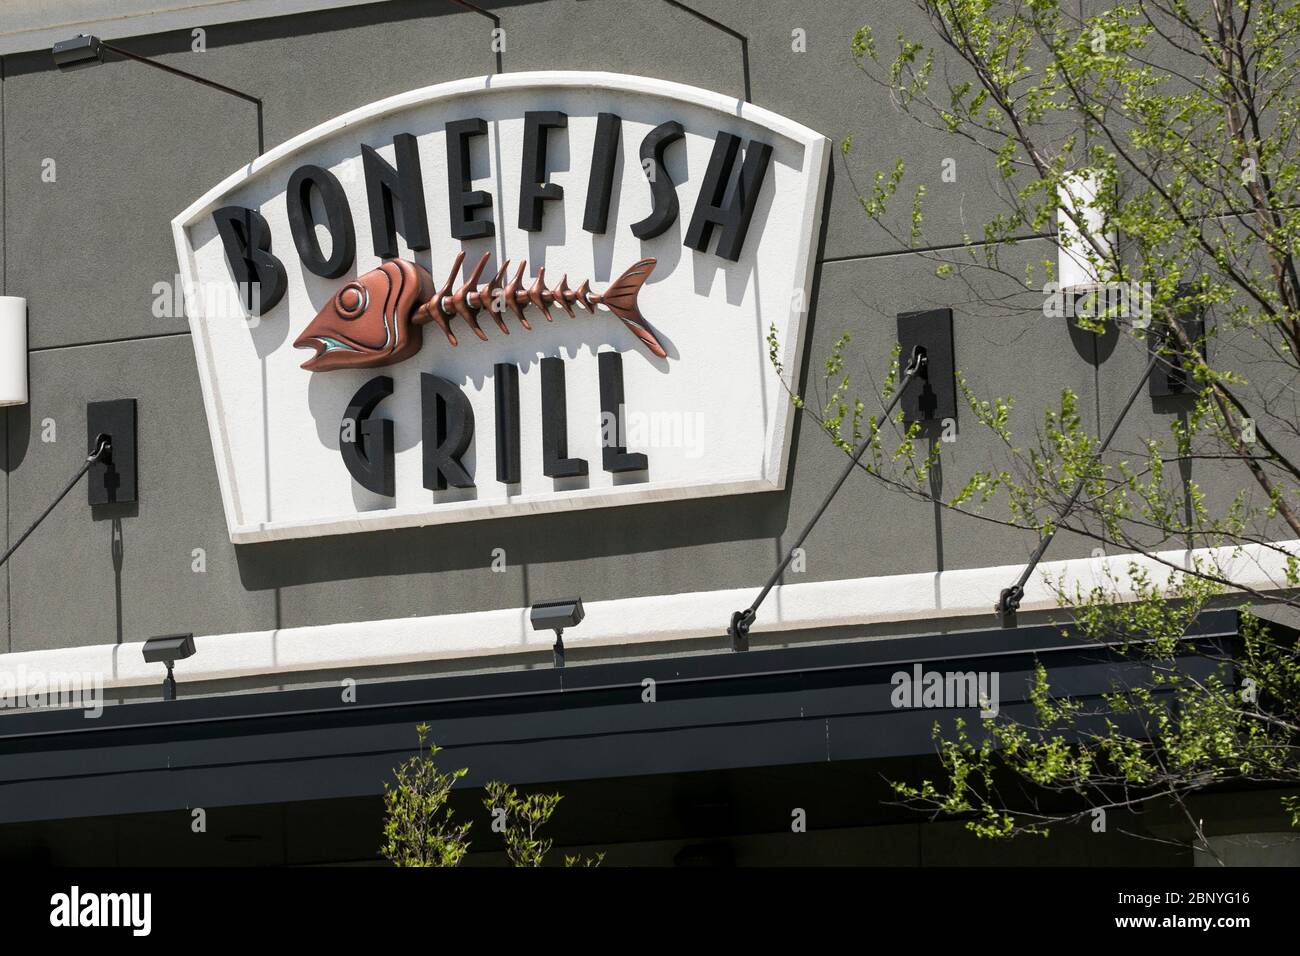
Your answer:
(293, 252), (665, 372)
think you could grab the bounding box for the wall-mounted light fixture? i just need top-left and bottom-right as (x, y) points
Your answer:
(50, 33), (104, 68)
(530, 597), (585, 668)
(1057, 171), (1116, 291)
(0, 296), (27, 407)
(142, 633), (196, 701)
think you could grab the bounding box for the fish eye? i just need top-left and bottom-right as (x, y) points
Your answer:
(336, 282), (368, 319)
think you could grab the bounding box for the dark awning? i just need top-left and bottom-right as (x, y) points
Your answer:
(0, 609), (1246, 825)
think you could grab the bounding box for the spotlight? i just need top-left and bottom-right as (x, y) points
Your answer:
(1057, 170), (1116, 290)
(142, 633), (196, 701)
(529, 598), (584, 668)
(52, 34), (104, 70)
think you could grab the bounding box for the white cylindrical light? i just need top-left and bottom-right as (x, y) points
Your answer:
(1057, 171), (1115, 290)
(0, 296), (28, 406)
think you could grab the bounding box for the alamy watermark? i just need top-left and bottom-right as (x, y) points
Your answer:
(1043, 281), (1153, 327)
(601, 405), (706, 459)
(153, 275), (265, 322)
(50, 886), (151, 936)
(891, 663), (1000, 717)
(0, 667), (104, 718)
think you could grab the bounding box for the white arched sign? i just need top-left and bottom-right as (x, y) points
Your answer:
(173, 72), (829, 543)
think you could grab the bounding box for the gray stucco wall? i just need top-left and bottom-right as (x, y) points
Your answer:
(2, 53), (9, 652)
(0, 0), (1249, 658)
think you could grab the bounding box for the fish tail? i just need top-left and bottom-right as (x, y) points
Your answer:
(596, 258), (666, 358)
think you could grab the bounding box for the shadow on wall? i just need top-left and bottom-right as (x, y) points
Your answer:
(233, 488), (792, 590)
(0, 0), (544, 77)
(2, 404), (29, 473)
(1065, 313), (1119, 364)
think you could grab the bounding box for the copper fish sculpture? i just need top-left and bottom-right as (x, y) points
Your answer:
(293, 252), (664, 371)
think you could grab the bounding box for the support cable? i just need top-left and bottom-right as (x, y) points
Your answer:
(663, 1), (751, 101)
(0, 436), (112, 571)
(728, 345), (927, 648)
(995, 345), (1165, 627)
(99, 41), (264, 154)
(446, 0), (503, 74)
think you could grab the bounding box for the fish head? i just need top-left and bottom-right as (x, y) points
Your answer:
(293, 259), (432, 371)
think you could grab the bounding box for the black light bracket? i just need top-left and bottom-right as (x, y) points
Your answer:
(897, 308), (957, 429)
(87, 399), (138, 506)
(1148, 283), (1206, 398)
(552, 628), (565, 668)
(729, 344), (929, 650)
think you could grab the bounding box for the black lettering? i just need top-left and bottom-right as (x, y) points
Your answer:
(540, 357), (587, 478)
(598, 352), (647, 473)
(212, 205), (287, 315)
(684, 132), (772, 261)
(583, 112), (621, 234)
(518, 111), (567, 232)
(421, 374), (475, 490)
(361, 132), (430, 259)
(286, 164), (356, 278)
(494, 363), (521, 484)
(630, 121), (684, 240)
(446, 118), (495, 240)
(340, 376), (394, 496)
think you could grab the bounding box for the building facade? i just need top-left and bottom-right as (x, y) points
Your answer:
(0, 0), (1296, 866)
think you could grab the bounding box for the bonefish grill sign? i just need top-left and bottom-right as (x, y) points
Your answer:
(173, 72), (829, 543)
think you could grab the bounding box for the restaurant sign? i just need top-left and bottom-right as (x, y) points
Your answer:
(173, 72), (828, 542)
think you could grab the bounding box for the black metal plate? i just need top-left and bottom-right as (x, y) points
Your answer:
(1148, 293), (1207, 398)
(87, 399), (137, 505)
(897, 308), (957, 425)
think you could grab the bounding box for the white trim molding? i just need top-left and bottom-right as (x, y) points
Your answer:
(1, 538), (1295, 696)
